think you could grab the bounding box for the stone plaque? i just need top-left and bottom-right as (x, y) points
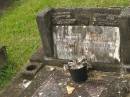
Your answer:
(53, 26), (120, 63)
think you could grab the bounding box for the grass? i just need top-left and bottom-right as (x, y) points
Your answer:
(0, 0), (129, 89)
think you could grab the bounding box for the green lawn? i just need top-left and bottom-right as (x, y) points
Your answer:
(0, 0), (129, 89)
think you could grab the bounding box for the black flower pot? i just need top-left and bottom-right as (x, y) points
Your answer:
(69, 65), (88, 83)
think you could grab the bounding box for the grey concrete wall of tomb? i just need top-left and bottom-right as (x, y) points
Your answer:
(36, 7), (130, 65)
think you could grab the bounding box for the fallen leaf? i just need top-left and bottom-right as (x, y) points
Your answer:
(66, 85), (75, 94)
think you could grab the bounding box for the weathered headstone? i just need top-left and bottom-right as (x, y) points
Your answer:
(36, 8), (130, 66)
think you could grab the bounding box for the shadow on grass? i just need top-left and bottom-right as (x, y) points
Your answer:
(0, 0), (18, 16)
(0, 60), (16, 89)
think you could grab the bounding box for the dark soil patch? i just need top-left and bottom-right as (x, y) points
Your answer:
(0, 0), (12, 11)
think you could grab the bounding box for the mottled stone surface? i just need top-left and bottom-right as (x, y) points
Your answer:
(19, 66), (130, 97)
(36, 8), (130, 64)
(53, 26), (120, 63)
(52, 8), (121, 26)
(0, 64), (130, 97)
(28, 47), (123, 72)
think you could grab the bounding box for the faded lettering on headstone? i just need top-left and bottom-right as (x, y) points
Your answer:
(53, 26), (120, 63)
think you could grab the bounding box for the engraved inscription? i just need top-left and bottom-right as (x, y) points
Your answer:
(53, 26), (120, 63)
